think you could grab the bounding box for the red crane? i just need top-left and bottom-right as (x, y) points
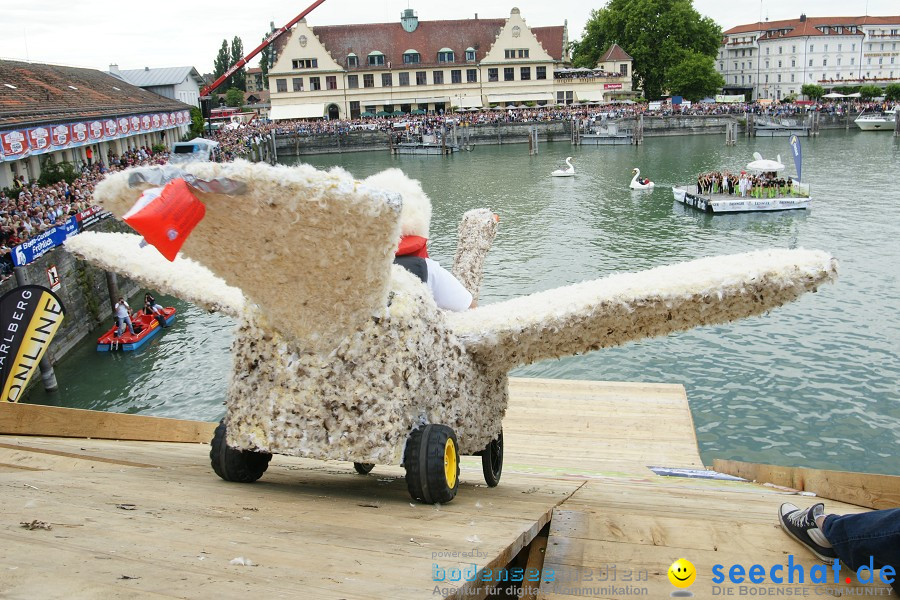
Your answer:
(201, 0), (328, 97)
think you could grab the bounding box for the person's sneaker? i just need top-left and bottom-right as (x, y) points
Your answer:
(779, 503), (837, 562)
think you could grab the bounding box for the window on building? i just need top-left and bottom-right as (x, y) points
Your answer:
(791, 74), (795, 82)
(778, 46), (783, 54)
(851, 57), (855, 65)
(363, 74), (374, 88)
(347, 54), (358, 68)
(765, 74), (769, 83)
(741, 49), (746, 57)
(505, 49), (515, 59)
(748, 75), (752, 83)
(520, 66), (531, 80)
(809, 44), (814, 52)
(741, 62), (745, 69)
(467, 68), (478, 83)
(292, 77), (303, 92)
(504, 67), (514, 81)
(879, 57), (884, 65)
(309, 76), (321, 91)
(741, 75), (745, 84)
(519, 49), (529, 58)
(292, 59), (318, 69)
(792, 45), (796, 53)
(399, 72), (410, 86)
(823, 58), (828, 67)
(416, 71), (427, 85)
(368, 52), (385, 66)
(382, 73), (392, 87)
(852, 43), (856, 51)
(837, 57), (842, 66)
(766, 47), (770, 55)
(777, 74), (782, 82)
(488, 68), (498, 82)
(451, 69), (462, 84)
(734, 76), (737, 84)
(778, 60), (782, 68)
(734, 62), (738, 69)
(465, 48), (476, 62)
(537, 66), (547, 79)
(433, 70), (444, 84)
(791, 59), (796, 67)
(348, 75), (358, 88)
(824, 44), (828, 52)
(809, 59), (813, 67)
(403, 51), (421, 64)
(620, 64), (628, 76)
(349, 101), (360, 119)
(326, 76), (337, 90)
(438, 49), (455, 63)
(720, 62), (724, 70)
(765, 60), (770, 68)
(276, 78), (287, 93)
(365, 105), (376, 114)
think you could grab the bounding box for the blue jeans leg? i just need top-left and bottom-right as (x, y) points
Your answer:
(821, 509), (900, 591)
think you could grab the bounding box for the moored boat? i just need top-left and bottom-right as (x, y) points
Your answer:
(97, 307), (176, 351)
(854, 108), (897, 131)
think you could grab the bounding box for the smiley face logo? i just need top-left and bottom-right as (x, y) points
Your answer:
(668, 558), (696, 588)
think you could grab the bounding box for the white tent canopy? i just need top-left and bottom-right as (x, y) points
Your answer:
(270, 103), (326, 120)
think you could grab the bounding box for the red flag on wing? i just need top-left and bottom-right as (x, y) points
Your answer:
(123, 178), (206, 261)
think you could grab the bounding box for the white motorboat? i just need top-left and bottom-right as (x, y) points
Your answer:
(854, 108), (897, 131)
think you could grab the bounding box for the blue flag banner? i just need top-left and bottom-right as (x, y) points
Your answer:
(789, 135), (802, 182)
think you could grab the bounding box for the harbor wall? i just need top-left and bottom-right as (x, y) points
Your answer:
(274, 112), (865, 156)
(0, 219), (141, 363)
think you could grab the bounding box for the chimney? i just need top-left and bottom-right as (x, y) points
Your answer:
(800, 13), (806, 22)
(475, 13), (478, 19)
(109, 63), (119, 73)
(144, 66), (149, 71)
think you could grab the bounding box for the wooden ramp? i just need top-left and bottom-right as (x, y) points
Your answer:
(0, 378), (894, 599)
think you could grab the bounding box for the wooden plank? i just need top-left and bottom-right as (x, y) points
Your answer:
(713, 459), (900, 510)
(519, 536), (548, 600)
(0, 403), (216, 443)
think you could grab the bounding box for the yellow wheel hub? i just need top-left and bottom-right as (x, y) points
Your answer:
(444, 438), (457, 488)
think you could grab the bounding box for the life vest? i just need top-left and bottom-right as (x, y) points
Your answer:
(395, 235), (429, 282)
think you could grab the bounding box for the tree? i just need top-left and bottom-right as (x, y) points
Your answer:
(801, 84), (825, 101)
(883, 83), (900, 102)
(213, 39), (231, 88)
(230, 36), (246, 91)
(189, 106), (205, 138)
(225, 87), (244, 108)
(858, 84), (882, 100)
(259, 34), (273, 88)
(571, 0), (722, 99)
(667, 52), (724, 102)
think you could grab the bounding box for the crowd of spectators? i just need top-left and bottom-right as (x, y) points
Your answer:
(0, 146), (169, 282)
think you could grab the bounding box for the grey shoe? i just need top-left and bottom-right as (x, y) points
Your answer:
(779, 503), (837, 562)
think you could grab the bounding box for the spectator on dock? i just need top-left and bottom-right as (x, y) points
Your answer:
(779, 503), (899, 593)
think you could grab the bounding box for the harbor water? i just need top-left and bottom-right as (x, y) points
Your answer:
(26, 130), (900, 476)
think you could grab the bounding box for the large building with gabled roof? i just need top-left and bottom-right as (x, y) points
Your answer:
(266, 7), (624, 120)
(718, 14), (900, 101)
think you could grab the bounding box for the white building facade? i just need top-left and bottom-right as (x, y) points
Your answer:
(718, 14), (900, 101)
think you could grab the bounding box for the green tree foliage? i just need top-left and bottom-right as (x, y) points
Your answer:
(189, 107), (205, 139)
(213, 39), (231, 88)
(801, 84), (824, 100)
(667, 52), (724, 101)
(230, 36), (246, 91)
(37, 159), (79, 187)
(225, 87), (244, 108)
(858, 84), (882, 99)
(882, 83), (900, 101)
(571, 0), (722, 99)
(259, 33), (273, 88)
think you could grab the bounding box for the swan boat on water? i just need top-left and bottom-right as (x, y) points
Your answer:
(854, 107), (897, 131)
(551, 157), (575, 177)
(672, 152), (810, 214)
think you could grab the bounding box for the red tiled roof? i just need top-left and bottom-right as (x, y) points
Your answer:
(724, 15), (900, 37)
(0, 60), (190, 129)
(599, 43), (632, 62)
(271, 17), (565, 70)
(246, 67), (262, 74)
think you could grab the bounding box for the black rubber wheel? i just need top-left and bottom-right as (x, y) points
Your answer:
(481, 429), (503, 487)
(403, 424), (459, 504)
(354, 462), (375, 475)
(210, 420), (272, 483)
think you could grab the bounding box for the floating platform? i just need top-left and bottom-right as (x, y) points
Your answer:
(392, 142), (459, 155)
(673, 184), (810, 213)
(753, 120), (811, 138)
(1, 378), (895, 599)
(579, 133), (633, 145)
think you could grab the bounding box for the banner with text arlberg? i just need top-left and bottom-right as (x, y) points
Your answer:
(0, 285), (66, 403)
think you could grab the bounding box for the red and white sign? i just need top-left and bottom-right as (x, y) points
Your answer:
(1, 130), (29, 157)
(175, 111), (184, 124)
(151, 114), (161, 129)
(604, 83), (624, 90)
(88, 121), (103, 140)
(46, 265), (61, 292)
(118, 117), (130, 135)
(140, 115), (151, 130)
(103, 119), (118, 137)
(170, 112), (178, 125)
(51, 124), (71, 147)
(71, 122), (88, 143)
(130, 115), (141, 131)
(161, 113), (169, 126)
(28, 127), (51, 152)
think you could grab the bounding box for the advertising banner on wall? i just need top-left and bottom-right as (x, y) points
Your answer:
(10, 217), (79, 267)
(0, 285), (66, 403)
(0, 110), (190, 162)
